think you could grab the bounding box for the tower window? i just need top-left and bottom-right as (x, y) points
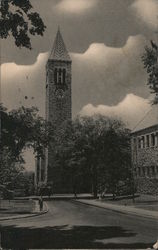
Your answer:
(54, 68), (58, 83)
(58, 68), (62, 84)
(63, 68), (66, 84)
(54, 68), (66, 84)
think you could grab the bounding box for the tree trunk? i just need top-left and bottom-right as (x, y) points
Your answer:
(92, 166), (98, 199)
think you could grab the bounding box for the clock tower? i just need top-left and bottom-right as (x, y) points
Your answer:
(45, 28), (72, 192)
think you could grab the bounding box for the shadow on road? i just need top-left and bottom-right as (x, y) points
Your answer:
(0, 224), (152, 249)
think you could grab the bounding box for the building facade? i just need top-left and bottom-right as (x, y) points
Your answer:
(131, 105), (158, 194)
(35, 28), (72, 193)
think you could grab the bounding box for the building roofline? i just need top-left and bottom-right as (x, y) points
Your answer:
(131, 124), (158, 135)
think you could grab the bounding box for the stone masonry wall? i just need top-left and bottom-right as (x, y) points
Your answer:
(136, 178), (158, 195)
(46, 59), (72, 192)
(131, 126), (158, 195)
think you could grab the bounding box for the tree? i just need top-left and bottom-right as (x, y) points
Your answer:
(0, 148), (24, 186)
(55, 115), (131, 198)
(142, 40), (158, 104)
(2, 106), (54, 159)
(53, 120), (89, 195)
(0, 0), (46, 49)
(0, 105), (54, 186)
(8, 170), (35, 195)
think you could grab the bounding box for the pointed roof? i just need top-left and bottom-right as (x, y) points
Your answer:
(132, 105), (158, 133)
(49, 28), (71, 61)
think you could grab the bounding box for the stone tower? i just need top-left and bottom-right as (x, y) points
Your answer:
(45, 28), (72, 193)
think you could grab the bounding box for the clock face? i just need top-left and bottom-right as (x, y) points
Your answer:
(55, 89), (64, 99)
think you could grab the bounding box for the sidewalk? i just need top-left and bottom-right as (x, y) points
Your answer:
(22, 193), (94, 200)
(76, 199), (158, 219)
(0, 200), (48, 221)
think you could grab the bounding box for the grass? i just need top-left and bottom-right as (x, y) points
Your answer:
(0, 199), (37, 217)
(102, 194), (158, 211)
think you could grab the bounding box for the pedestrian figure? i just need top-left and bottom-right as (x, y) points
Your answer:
(73, 182), (77, 199)
(39, 196), (43, 211)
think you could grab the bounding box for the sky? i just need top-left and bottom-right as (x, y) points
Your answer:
(1, 0), (158, 170)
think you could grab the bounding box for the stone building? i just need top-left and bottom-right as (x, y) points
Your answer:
(35, 28), (72, 193)
(131, 105), (158, 194)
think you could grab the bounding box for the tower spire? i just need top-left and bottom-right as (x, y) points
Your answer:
(49, 28), (71, 61)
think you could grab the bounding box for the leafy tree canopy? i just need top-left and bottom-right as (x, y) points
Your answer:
(1, 105), (54, 160)
(0, 105), (54, 186)
(55, 115), (132, 198)
(142, 40), (158, 104)
(0, 0), (46, 49)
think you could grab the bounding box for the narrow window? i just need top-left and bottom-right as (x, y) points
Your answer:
(151, 134), (155, 147)
(155, 132), (158, 146)
(138, 137), (141, 148)
(54, 68), (66, 84)
(147, 167), (150, 177)
(142, 167), (145, 176)
(54, 68), (58, 84)
(146, 134), (150, 147)
(58, 68), (62, 84)
(141, 136), (145, 148)
(63, 68), (66, 84)
(151, 166), (155, 176)
(138, 168), (141, 176)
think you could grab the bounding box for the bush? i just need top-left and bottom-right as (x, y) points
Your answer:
(3, 189), (14, 200)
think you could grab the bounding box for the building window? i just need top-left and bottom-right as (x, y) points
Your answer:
(138, 137), (141, 148)
(138, 136), (145, 149)
(141, 136), (145, 148)
(151, 166), (155, 176)
(155, 133), (158, 147)
(58, 68), (62, 83)
(146, 167), (150, 177)
(151, 133), (155, 147)
(54, 68), (66, 84)
(142, 167), (145, 177)
(54, 68), (58, 83)
(63, 68), (66, 84)
(146, 134), (150, 147)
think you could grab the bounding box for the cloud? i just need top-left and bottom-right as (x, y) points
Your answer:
(56, 0), (97, 14)
(71, 34), (149, 114)
(80, 94), (151, 129)
(1, 52), (48, 116)
(1, 35), (150, 118)
(131, 0), (158, 30)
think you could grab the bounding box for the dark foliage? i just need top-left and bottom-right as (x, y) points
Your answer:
(55, 115), (132, 198)
(142, 40), (158, 104)
(0, 105), (54, 186)
(0, 0), (46, 49)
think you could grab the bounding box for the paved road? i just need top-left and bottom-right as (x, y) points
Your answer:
(0, 200), (157, 249)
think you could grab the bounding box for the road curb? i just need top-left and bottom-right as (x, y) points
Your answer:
(0, 202), (49, 221)
(74, 199), (158, 220)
